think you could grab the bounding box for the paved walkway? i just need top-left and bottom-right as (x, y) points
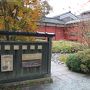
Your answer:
(22, 61), (90, 90)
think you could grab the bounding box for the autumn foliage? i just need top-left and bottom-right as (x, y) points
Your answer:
(0, 0), (51, 41)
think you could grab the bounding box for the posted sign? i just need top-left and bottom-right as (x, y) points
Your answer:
(1, 55), (13, 72)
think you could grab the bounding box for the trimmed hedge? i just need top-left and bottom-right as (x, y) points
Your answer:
(52, 40), (87, 53)
(66, 49), (90, 74)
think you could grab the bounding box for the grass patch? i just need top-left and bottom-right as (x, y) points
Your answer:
(59, 54), (70, 63)
(52, 40), (88, 53)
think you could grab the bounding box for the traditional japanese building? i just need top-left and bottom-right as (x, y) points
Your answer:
(37, 11), (90, 43)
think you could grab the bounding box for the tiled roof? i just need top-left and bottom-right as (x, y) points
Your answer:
(40, 17), (65, 25)
(53, 11), (78, 23)
(40, 11), (90, 25)
(66, 18), (90, 24)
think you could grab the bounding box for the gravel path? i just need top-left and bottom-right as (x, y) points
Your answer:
(51, 53), (64, 64)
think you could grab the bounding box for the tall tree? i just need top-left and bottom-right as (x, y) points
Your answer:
(79, 20), (90, 47)
(0, 0), (51, 40)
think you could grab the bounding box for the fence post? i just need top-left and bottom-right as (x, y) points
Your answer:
(47, 37), (52, 75)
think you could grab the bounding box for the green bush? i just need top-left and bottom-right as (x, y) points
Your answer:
(77, 49), (90, 73)
(66, 54), (81, 72)
(59, 54), (69, 63)
(52, 40), (87, 53)
(66, 49), (90, 74)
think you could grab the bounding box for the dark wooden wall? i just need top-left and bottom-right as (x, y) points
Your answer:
(0, 41), (51, 84)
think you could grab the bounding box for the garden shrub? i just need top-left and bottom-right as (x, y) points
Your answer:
(59, 54), (69, 63)
(76, 49), (90, 73)
(52, 40), (88, 53)
(66, 49), (90, 74)
(66, 54), (81, 72)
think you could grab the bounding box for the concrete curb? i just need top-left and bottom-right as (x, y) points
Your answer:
(0, 77), (53, 90)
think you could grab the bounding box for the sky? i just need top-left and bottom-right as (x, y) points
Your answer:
(47, 0), (90, 17)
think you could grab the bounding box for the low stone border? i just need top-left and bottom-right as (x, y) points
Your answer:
(0, 77), (53, 90)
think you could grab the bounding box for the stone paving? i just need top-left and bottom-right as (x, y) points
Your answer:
(21, 53), (90, 90)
